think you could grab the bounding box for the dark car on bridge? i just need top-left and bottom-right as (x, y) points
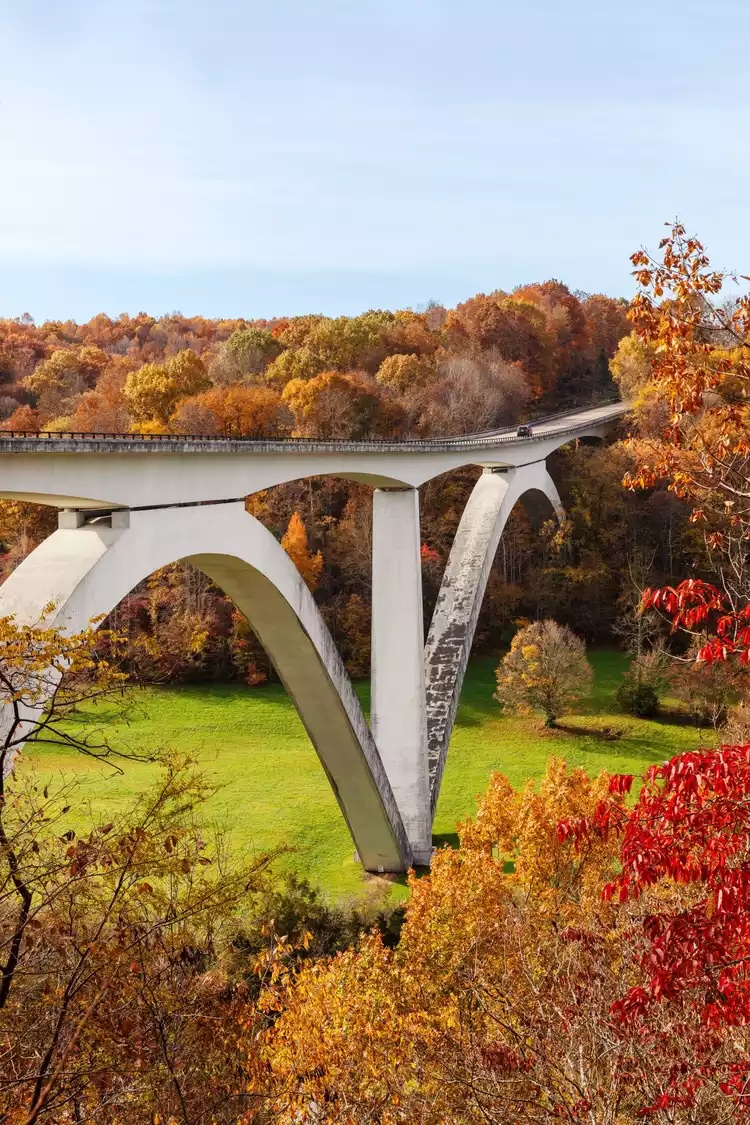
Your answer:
(516, 424), (533, 438)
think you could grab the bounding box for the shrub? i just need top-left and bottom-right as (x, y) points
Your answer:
(616, 648), (669, 718)
(617, 678), (660, 718)
(672, 646), (743, 729)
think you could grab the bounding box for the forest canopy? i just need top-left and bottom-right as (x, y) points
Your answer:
(0, 284), (627, 439)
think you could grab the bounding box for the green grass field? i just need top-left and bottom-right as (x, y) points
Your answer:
(22, 651), (707, 899)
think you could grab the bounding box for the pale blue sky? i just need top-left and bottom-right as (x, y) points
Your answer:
(0, 0), (748, 321)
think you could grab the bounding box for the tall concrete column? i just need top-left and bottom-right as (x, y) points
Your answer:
(371, 488), (432, 864)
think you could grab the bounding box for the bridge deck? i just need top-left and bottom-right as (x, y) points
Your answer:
(0, 401), (628, 456)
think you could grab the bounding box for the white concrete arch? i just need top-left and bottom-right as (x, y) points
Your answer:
(424, 462), (563, 811)
(0, 504), (412, 873)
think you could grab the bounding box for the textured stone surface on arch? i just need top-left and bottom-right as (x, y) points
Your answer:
(425, 464), (563, 813)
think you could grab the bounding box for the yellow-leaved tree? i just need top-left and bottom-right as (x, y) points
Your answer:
(375, 352), (433, 393)
(495, 618), (593, 727)
(124, 349), (210, 424)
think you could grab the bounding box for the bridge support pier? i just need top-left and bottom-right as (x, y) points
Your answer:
(371, 488), (432, 864)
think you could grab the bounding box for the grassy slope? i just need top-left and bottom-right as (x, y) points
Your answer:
(24, 651), (706, 899)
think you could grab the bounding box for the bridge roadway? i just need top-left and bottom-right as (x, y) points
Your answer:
(0, 400), (628, 508)
(0, 400), (629, 875)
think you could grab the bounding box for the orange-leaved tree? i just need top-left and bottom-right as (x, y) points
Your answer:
(170, 384), (291, 438)
(281, 370), (385, 439)
(281, 511), (323, 591)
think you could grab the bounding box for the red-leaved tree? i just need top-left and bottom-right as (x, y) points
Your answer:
(561, 745), (750, 1112)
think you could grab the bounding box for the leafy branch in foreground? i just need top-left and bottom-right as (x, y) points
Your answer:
(621, 223), (750, 671)
(0, 615), (272, 1123)
(0, 612), (133, 780)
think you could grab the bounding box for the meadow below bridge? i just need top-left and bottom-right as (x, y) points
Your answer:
(25, 651), (704, 900)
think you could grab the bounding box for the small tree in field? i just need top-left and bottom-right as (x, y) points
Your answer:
(495, 619), (593, 727)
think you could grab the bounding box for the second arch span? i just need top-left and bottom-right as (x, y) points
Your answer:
(425, 462), (563, 811)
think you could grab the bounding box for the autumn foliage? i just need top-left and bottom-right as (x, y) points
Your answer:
(0, 286), (624, 440)
(5, 692), (750, 1121)
(280, 511), (323, 591)
(1, 234), (750, 1121)
(0, 615), (271, 1122)
(620, 223), (750, 669)
(0, 284), (641, 684)
(243, 752), (750, 1122)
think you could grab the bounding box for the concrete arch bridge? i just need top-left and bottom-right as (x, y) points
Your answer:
(0, 400), (627, 873)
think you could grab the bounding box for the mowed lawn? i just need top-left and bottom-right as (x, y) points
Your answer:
(22, 651), (707, 899)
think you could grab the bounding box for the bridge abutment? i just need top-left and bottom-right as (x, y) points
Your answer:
(371, 488), (432, 864)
